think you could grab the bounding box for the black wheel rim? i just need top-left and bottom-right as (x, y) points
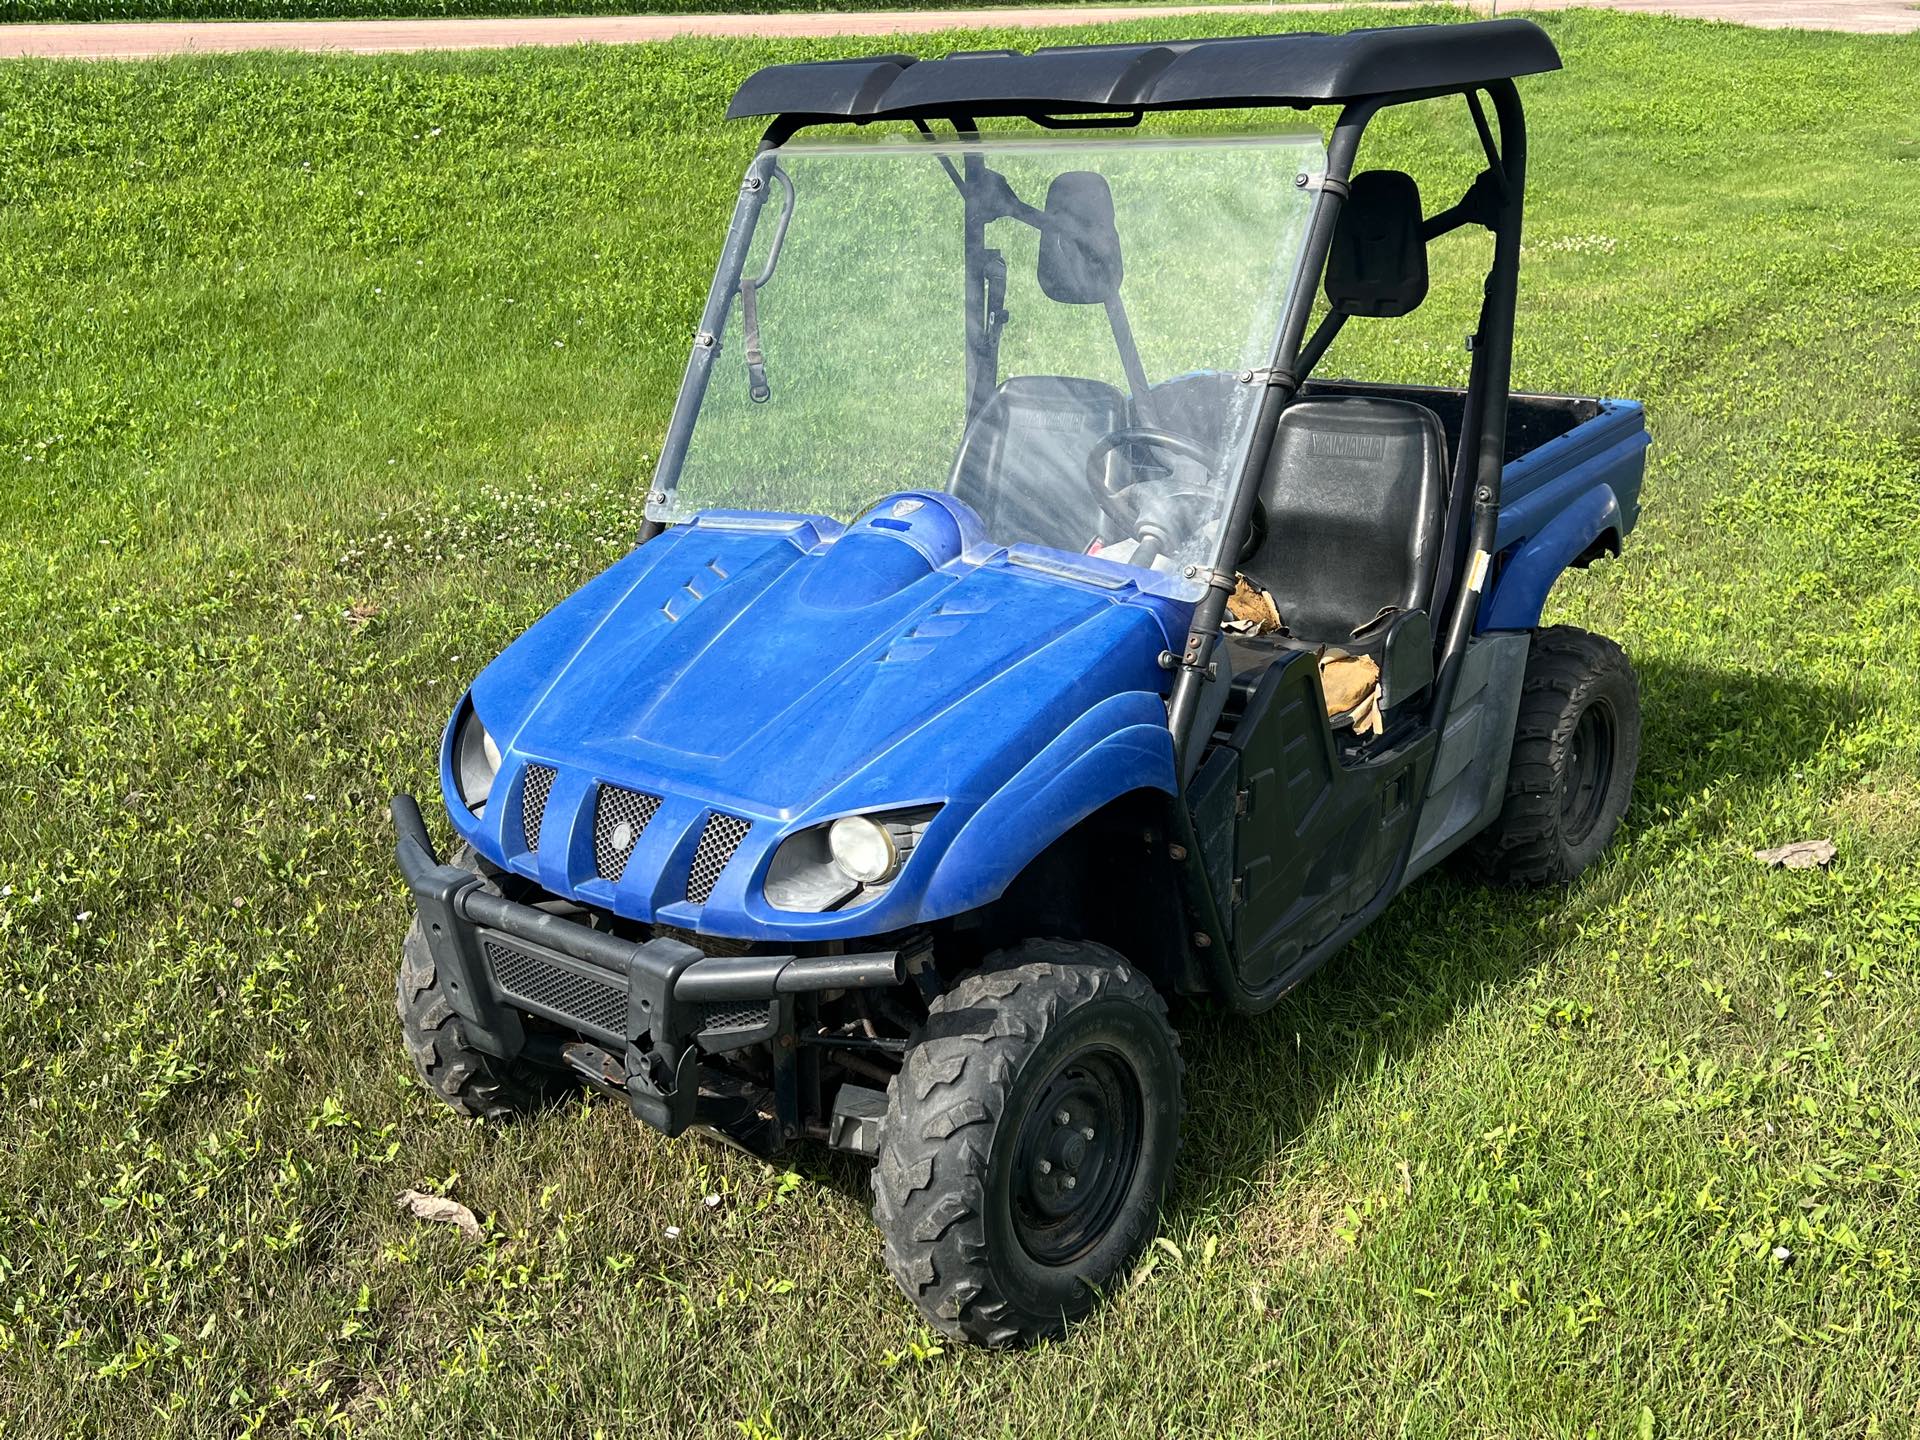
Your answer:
(1009, 1045), (1144, 1267)
(1561, 697), (1616, 847)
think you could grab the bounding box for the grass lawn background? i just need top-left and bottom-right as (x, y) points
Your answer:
(3, 6), (1920, 1435)
(2, 0), (1313, 30)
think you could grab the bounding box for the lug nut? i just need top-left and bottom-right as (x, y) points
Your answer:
(1063, 1175), (1077, 1190)
(1081, 1126), (1095, 1140)
(1037, 1160), (1052, 1175)
(1055, 1110), (1070, 1126)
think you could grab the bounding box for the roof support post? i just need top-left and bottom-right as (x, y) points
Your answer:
(1424, 77), (1527, 731)
(1164, 98), (1378, 771)
(960, 136), (996, 425)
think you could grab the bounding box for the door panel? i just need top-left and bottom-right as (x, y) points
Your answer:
(1225, 650), (1435, 997)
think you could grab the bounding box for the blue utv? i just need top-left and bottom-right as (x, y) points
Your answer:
(392, 18), (1650, 1346)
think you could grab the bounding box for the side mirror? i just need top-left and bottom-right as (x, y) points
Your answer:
(1324, 170), (1428, 319)
(1037, 171), (1124, 306)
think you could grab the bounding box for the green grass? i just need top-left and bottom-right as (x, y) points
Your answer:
(0, 0), (1083, 24)
(0, 0), (1298, 29)
(4, 7), (1920, 1436)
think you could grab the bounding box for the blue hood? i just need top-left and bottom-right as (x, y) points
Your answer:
(443, 493), (1188, 940)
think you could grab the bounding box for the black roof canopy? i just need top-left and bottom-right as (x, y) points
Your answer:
(726, 19), (1561, 124)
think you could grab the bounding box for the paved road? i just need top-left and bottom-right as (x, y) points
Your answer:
(1, 0), (1914, 61)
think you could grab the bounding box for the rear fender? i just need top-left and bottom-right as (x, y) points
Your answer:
(1481, 484), (1622, 632)
(920, 691), (1177, 917)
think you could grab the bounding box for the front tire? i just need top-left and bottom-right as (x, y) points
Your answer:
(871, 940), (1183, 1347)
(395, 845), (563, 1121)
(1469, 625), (1641, 885)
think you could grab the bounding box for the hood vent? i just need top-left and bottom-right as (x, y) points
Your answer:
(686, 812), (753, 904)
(521, 764), (558, 853)
(593, 784), (663, 882)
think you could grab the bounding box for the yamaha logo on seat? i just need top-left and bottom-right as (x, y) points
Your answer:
(1308, 430), (1389, 459)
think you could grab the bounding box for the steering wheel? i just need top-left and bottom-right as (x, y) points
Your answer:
(1084, 425), (1228, 568)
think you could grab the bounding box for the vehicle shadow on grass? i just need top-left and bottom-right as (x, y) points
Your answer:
(791, 657), (1870, 1228)
(1162, 652), (1873, 1228)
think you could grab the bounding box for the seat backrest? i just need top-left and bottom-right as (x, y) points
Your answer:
(948, 375), (1126, 553)
(1241, 395), (1449, 644)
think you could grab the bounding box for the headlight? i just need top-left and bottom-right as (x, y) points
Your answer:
(453, 704), (502, 814)
(828, 816), (901, 885)
(765, 807), (937, 912)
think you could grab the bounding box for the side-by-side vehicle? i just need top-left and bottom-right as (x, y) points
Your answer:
(392, 19), (1649, 1345)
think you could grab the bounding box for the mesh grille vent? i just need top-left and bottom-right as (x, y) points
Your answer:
(592, 785), (662, 882)
(520, 764), (557, 853)
(483, 937), (626, 1038)
(697, 1000), (771, 1033)
(686, 813), (753, 904)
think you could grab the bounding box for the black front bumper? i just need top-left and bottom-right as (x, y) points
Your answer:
(392, 795), (901, 1140)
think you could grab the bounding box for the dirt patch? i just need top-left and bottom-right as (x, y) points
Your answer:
(1829, 776), (1920, 843)
(1230, 1186), (1349, 1269)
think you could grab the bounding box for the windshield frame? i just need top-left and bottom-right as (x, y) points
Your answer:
(644, 127), (1329, 597)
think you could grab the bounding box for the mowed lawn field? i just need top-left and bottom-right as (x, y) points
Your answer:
(4, 8), (1920, 1436)
(0, 0), (1241, 28)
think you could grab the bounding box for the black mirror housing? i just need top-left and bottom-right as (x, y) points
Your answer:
(1037, 171), (1124, 306)
(1325, 169), (1428, 318)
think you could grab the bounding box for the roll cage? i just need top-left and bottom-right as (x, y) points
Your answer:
(640, 18), (1560, 782)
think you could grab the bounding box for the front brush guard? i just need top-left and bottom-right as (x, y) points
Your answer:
(620, 933), (704, 1135)
(391, 795), (903, 1139)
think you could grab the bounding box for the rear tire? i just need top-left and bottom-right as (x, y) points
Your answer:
(871, 940), (1183, 1347)
(1468, 625), (1640, 885)
(395, 845), (563, 1121)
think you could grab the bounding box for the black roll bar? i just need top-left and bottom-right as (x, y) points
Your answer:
(1165, 79), (1529, 772)
(1423, 78), (1526, 734)
(1162, 97), (1378, 763)
(1174, 79), (1531, 1008)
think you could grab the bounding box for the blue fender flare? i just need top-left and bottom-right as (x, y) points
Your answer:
(1481, 484), (1623, 632)
(919, 691), (1178, 917)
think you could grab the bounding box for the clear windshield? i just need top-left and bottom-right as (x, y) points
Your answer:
(650, 132), (1326, 600)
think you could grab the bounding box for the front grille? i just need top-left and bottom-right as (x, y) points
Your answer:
(520, 764), (557, 853)
(686, 812), (753, 904)
(592, 784), (662, 882)
(483, 936), (626, 1040)
(697, 1000), (771, 1033)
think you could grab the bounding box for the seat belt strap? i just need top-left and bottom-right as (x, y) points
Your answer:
(984, 249), (1009, 350)
(741, 278), (770, 403)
